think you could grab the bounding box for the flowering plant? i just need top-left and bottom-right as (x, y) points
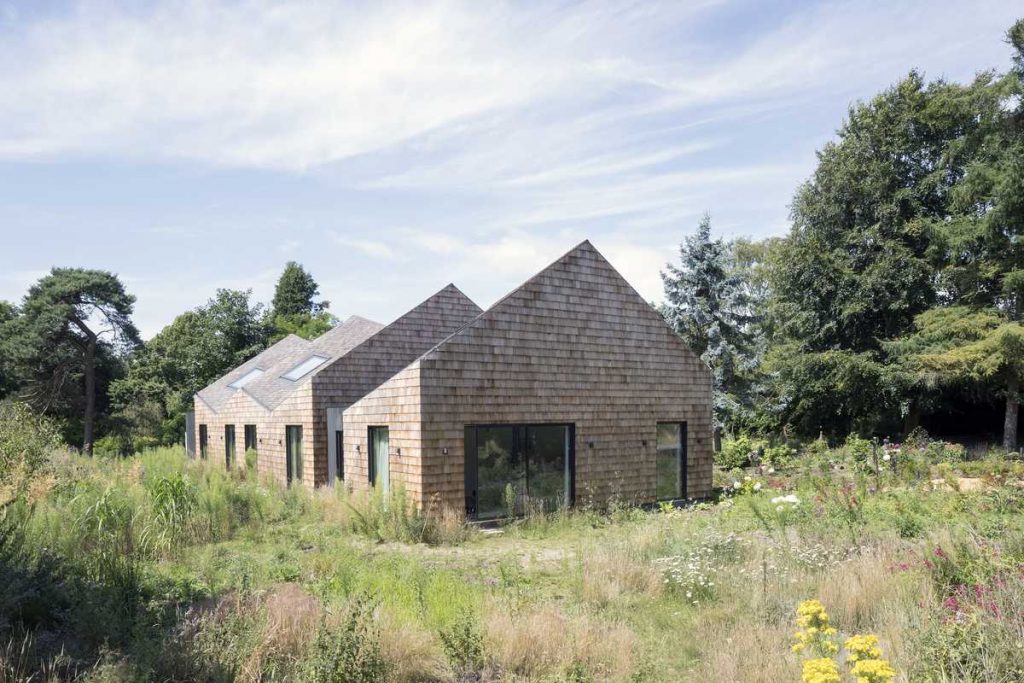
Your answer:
(792, 599), (838, 655)
(730, 476), (762, 496)
(801, 657), (840, 683)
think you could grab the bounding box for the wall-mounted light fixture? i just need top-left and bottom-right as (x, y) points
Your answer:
(442, 447), (449, 455)
(356, 444), (360, 452)
(396, 447), (402, 456)
(277, 439), (282, 445)
(641, 440), (647, 447)
(587, 441), (595, 449)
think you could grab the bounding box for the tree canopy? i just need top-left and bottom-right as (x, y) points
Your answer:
(2, 269), (139, 453)
(270, 261), (335, 341)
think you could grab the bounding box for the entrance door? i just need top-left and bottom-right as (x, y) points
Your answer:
(224, 425), (235, 470)
(286, 425), (303, 485)
(464, 424), (574, 519)
(369, 427), (390, 495)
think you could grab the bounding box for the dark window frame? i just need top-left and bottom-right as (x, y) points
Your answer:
(463, 422), (576, 519)
(244, 424), (257, 452)
(335, 429), (344, 481)
(655, 421), (688, 501)
(368, 426), (389, 486)
(199, 424), (208, 459)
(285, 425), (303, 485)
(224, 425), (236, 469)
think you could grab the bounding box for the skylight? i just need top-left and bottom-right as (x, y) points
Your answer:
(281, 355), (329, 381)
(228, 368), (264, 389)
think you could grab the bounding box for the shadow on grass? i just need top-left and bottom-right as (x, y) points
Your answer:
(0, 513), (233, 681)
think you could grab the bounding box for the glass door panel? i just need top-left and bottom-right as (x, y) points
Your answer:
(656, 422), (686, 500)
(286, 425), (303, 485)
(370, 427), (390, 495)
(475, 426), (521, 519)
(525, 425), (570, 513)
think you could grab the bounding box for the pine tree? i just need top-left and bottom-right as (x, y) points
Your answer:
(661, 214), (761, 429)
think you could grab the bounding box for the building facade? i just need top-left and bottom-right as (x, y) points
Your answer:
(194, 241), (713, 514)
(341, 241), (714, 515)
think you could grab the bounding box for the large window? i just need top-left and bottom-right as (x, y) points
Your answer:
(286, 426), (303, 485)
(464, 424), (574, 520)
(224, 425), (236, 469)
(244, 424), (257, 452)
(656, 422), (688, 501)
(199, 424), (208, 459)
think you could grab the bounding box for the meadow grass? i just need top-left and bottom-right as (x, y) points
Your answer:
(2, 444), (1023, 681)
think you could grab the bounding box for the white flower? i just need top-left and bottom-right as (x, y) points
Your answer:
(732, 481), (741, 489)
(882, 453), (891, 461)
(770, 494), (801, 506)
(767, 467), (776, 474)
(753, 482), (762, 491)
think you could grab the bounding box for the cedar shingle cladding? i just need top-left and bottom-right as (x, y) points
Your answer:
(193, 285), (481, 487)
(343, 240), (714, 510)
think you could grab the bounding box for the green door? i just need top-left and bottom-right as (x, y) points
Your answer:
(369, 427), (390, 495)
(286, 426), (303, 485)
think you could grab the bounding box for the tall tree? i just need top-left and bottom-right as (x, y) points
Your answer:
(272, 262), (327, 318)
(7, 269), (139, 454)
(270, 262), (334, 341)
(766, 63), (1009, 436)
(888, 307), (1024, 450)
(662, 214), (761, 429)
(0, 300), (18, 399)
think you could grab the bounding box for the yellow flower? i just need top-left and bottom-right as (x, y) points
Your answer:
(802, 657), (841, 683)
(844, 634), (883, 663)
(851, 658), (896, 683)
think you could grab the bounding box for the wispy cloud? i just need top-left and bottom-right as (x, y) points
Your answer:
(0, 0), (1019, 337)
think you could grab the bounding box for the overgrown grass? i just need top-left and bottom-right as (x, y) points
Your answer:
(1, 442), (1023, 681)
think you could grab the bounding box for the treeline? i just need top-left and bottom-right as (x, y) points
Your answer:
(0, 262), (333, 453)
(3, 21), (1023, 454)
(661, 20), (1024, 450)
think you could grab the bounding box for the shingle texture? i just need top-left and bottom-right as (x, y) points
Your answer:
(193, 286), (482, 487)
(342, 240), (714, 510)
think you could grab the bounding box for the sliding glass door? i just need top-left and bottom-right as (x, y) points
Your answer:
(286, 425), (303, 485)
(464, 424), (574, 519)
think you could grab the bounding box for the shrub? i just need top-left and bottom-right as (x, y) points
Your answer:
(438, 609), (485, 675)
(244, 447), (258, 475)
(717, 434), (753, 470)
(762, 443), (797, 469)
(0, 401), (62, 495)
(843, 434), (873, 470)
(304, 596), (388, 683)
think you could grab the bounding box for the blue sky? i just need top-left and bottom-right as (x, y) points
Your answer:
(0, 0), (1019, 338)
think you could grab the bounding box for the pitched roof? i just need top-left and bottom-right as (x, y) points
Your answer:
(418, 239), (701, 364)
(196, 315), (384, 412)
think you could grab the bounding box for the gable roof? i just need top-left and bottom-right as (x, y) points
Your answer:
(196, 315), (384, 412)
(418, 239), (705, 367)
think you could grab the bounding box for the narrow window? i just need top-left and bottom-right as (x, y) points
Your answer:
(368, 426), (390, 494)
(224, 425), (236, 469)
(244, 424), (257, 452)
(199, 424), (208, 459)
(335, 429), (344, 481)
(286, 425), (303, 485)
(656, 422), (688, 501)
